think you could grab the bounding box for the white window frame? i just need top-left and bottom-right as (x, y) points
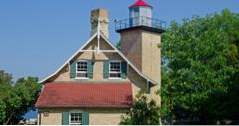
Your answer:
(69, 111), (83, 125)
(75, 60), (89, 79)
(109, 60), (122, 79)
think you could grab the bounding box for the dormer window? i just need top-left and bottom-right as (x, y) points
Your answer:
(109, 61), (121, 79)
(103, 60), (127, 79)
(76, 61), (88, 79)
(69, 60), (93, 79)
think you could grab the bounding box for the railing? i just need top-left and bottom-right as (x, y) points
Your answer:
(115, 16), (166, 31)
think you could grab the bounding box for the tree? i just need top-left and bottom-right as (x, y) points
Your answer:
(0, 70), (41, 124)
(116, 41), (121, 50)
(161, 9), (239, 124)
(120, 93), (161, 125)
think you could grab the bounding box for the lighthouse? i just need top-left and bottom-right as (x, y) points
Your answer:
(115, 0), (165, 85)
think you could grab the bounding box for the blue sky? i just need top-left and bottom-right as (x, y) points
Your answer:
(0, 0), (238, 119)
(0, 0), (238, 81)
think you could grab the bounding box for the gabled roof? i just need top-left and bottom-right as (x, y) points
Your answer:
(40, 32), (157, 84)
(35, 82), (133, 108)
(129, 0), (152, 8)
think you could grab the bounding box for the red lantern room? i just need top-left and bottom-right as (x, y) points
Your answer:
(115, 0), (165, 33)
(129, 0), (152, 27)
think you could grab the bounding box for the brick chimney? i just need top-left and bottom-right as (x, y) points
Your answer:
(90, 9), (109, 38)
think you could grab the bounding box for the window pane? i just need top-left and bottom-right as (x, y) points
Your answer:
(70, 113), (82, 125)
(77, 62), (87, 71)
(76, 61), (88, 78)
(109, 62), (121, 78)
(110, 62), (120, 72)
(77, 73), (88, 78)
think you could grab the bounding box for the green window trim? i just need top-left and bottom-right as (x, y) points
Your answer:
(104, 60), (128, 79)
(62, 112), (69, 125)
(70, 61), (77, 79)
(70, 60), (94, 80)
(121, 61), (127, 79)
(63, 111), (88, 125)
(103, 60), (109, 79)
(72, 60), (127, 80)
(82, 111), (89, 125)
(87, 61), (94, 79)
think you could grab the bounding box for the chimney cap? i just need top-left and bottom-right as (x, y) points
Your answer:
(91, 8), (108, 21)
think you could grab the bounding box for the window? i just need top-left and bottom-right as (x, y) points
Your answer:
(109, 61), (121, 79)
(133, 8), (139, 17)
(69, 112), (83, 125)
(76, 61), (88, 79)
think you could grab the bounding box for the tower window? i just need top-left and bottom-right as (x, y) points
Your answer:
(133, 8), (139, 17)
(109, 61), (121, 79)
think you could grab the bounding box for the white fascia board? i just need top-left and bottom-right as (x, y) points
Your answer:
(40, 32), (157, 85)
(39, 33), (98, 83)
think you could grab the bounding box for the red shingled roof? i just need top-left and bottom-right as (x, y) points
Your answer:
(129, 0), (152, 8)
(35, 82), (133, 108)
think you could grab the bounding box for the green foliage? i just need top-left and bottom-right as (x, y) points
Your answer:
(161, 9), (239, 124)
(116, 41), (121, 50)
(120, 93), (160, 125)
(0, 70), (41, 124)
(0, 101), (6, 123)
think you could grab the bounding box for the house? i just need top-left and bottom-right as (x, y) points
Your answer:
(35, 0), (165, 125)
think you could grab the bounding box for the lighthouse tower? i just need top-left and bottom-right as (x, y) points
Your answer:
(115, 0), (165, 84)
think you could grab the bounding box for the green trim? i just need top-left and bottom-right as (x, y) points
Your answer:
(70, 61), (77, 79)
(62, 112), (69, 125)
(82, 111), (89, 125)
(103, 60), (109, 79)
(121, 61), (127, 79)
(87, 61), (94, 79)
